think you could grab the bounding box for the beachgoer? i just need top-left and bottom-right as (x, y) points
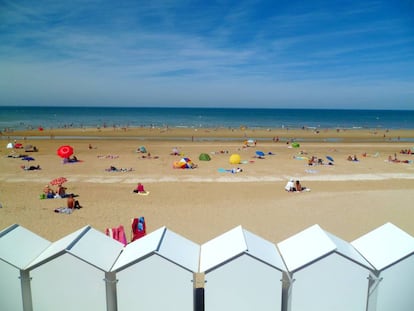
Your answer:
(231, 167), (243, 173)
(43, 185), (55, 198)
(21, 165), (41, 170)
(56, 184), (67, 198)
(67, 194), (75, 209)
(295, 180), (306, 192)
(285, 179), (296, 192)
(133, 183), (146, 193)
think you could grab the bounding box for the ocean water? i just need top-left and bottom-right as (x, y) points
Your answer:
(1, 106), (414, 131)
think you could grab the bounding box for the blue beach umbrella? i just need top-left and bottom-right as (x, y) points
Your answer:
(326, 156), (334, 162)
(256, 151), (265, 157)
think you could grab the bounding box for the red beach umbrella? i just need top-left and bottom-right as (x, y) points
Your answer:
(50, 177), (68, 186)
(57, 145), (74, 158)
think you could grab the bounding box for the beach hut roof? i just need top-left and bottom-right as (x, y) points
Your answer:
(352, 222), (414, 271)
(200, 225), (286, 273)
(0, 224), (50, 269)
(111, 226), (199, 272)
(277, 224), (372, 272)
(26, 225), (124, 271)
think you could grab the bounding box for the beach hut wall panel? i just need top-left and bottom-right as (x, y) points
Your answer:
(288, 252), (370, 311)
(111, 227), (200, 311)
(200, 226), (287, 311)
(30, 253), (108, 310)
(277, 225), (373, 311)
(0, 224), (51, 311)
(352, 223), (414, 311)
(204, 253), (284, 311)
(26, 226), (124, 311)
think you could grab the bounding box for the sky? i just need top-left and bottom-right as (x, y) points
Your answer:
(1, 0), (413, 109)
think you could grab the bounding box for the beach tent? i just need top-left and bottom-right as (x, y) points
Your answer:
(6, 142), (13, 149)
(277, 224), (373, 311)
(111, 227), (200, 311)
(25, 226), (124, 311)
(199, 153), (211, 161)
(200, 226), (288, 311)
(229, 154), (241, 164)
(0, 224), (51, 311)
(352, 223), (414, 311)
(173, 157), (195, 169)
(137, 146), (147, 153)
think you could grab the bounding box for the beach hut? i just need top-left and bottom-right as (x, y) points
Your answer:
(352, 223), (414, 311)
(111, 227), (200, 311)
(277, 224), (373, 311)
(25, 226), (124, 311)
(200, 226), (288, 311)
(0, 224), (51, 311)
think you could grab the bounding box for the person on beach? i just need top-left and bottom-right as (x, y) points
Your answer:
(21, 164), (41, 170)
(44, 185), (55, 198)
(133, 183), (146, 194)
(285, 179), (296, 192)
(67, 194), (75, 209)
(56, 184), (67, 198)
(67, 194), (82, 209)
(295, 180), (309, 192)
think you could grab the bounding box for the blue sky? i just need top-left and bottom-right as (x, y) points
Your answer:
(1, 0), (413, 109)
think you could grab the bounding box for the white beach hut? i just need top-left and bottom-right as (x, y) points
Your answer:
(111, 226), (200, 311)
(199, 226), (287, 311)
(277, 224), (373, 311)
(352, 223), (414, 311)
(0, 224), (51, 311)
(25, 225), (124, 311)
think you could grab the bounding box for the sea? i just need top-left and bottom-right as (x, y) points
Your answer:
(1, 106), (414, 132)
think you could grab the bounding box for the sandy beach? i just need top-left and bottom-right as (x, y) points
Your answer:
(1, 127), (413, 244)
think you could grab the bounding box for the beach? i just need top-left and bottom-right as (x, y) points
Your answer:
(1, 126), (414, 244)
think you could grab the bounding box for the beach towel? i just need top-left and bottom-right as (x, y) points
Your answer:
(131, 217), (146, 242)
(54, 207), (73, 214)
(106, 225), (127, 246)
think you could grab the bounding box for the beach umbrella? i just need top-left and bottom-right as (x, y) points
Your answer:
(57, 145), (74, 158)
(326, 155), (334, 162)
(292, 142), (300, 148)
(256, 151), (265, 157)
(50, 177), (68, 186)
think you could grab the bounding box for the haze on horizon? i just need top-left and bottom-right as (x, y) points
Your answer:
(1, 1), (413, 110)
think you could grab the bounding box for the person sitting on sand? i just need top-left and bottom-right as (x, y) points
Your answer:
(295, 180), (308, 192)
(285, 179), (296, 192)
(67, 194), (75, 209)
(67, 194), (82, 209)
(133, 183), (146, 194)
(56, 184), (67, 198)
(44, 185), (55, 198)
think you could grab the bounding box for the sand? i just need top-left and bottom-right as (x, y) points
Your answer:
(1, 127), (414, 244)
